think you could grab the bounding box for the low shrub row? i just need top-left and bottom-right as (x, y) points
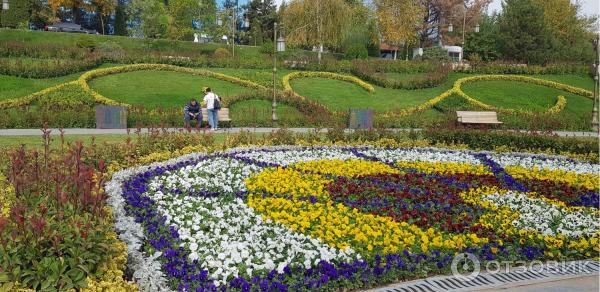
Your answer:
(424, 128), (598, 155)
(457, 61), (589, 75)
(0, 57), (102, 78)
(353, 62), (452, 90)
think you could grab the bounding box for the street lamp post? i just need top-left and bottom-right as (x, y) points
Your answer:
(272, 22), (278, 123)
(592, 33), (599, 132)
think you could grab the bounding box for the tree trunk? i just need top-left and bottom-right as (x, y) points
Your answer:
(100, 15), (105, 35)
(318, 44), (323, 65)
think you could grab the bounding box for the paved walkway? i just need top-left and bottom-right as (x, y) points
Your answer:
(0, 128), (598, 137)
(481, 274), (599, 292)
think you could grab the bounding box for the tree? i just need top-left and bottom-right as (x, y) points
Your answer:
(497, 0), (556, 64)
(463, 13), (499, 61)
(245, 0), (278, 44)
(283, 0), (352, 63)
(92, 0), (116, 34)
(342, 3), (379, 57)
(374, 0), (423, 56)
(0, 0), (32, 28)
(416, 0), (490, 47)
(114, 2), (128, 35)
(30, 0), (59, 28)
(532, 0), (596, 62)
(48, 0), (85, 24)
(129, 0), (168, 38)
(165, 0), (201, 40)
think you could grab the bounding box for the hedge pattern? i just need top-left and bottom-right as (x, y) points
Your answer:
(0, 64), (269, 109)
(282, 71), (375, 94)
(382, 75), (590, 117)
(1, 69), (591, 121)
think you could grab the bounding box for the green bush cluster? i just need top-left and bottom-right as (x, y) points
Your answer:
(344, 44), (368, 60)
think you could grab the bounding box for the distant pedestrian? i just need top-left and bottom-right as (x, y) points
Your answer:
(183, 98), (202, 128)
(203, 87), (221, 131)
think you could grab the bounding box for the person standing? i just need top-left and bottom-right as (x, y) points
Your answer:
(203, 87), (220, 131)
(183, 98), (202, 128)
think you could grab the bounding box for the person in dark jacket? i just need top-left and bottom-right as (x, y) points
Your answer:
(184, 99), (202, 128)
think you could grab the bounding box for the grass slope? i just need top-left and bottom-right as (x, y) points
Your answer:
(0, 29), (263, 59)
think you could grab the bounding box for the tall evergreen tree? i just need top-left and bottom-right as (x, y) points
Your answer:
(114, 2), (128, 35)
(246, 0), (277, 43)
(463, 13), (500, 61)
(497, 0), (556, 64)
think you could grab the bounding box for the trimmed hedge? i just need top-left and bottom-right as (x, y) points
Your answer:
(456, 62), (589, 75)
(425, 129), (598, 155)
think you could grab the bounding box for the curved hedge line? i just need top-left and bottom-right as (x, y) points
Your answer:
(282, 71), (375, 93)
(0, 64), (269, 109)
(454, 75), (593, 99)
(0, 81), (79, 109)
(454, 75), (591, 115)
(382, 75), (590, 118)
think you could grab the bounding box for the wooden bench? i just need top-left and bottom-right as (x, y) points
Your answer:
(456, 111), (502, 125)
(200, 108), (231, 122)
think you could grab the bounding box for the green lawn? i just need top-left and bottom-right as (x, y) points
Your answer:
(290, 73), (467, 112)
(461, 80), (593, 113)
(0, 63), (118, 101)
(0, 73), (79, 100)
(533, 74), (594, 91)
(89, 70), (253, 107)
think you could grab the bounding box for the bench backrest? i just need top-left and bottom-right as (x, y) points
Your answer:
(201, 108), (231, 121)
(456, 111), (498, 118)
(456, 111), (501, 123)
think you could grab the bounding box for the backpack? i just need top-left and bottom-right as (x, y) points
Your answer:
(213, 95), (221, 110)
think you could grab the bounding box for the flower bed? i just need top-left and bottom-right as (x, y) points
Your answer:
(109, 146), (599, 291)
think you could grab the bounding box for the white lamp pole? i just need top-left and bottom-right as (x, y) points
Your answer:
(592, 33), (599, 131)
(272, 22), (278, 122)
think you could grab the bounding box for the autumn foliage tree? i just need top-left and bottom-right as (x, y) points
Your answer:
(92, 0), (116, 34)
(374, 0), (423, 53)
(283, 0), (352, 63)
(48, 0), (85, 23)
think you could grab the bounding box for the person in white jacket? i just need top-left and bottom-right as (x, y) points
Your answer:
(203, 87), (220, 130)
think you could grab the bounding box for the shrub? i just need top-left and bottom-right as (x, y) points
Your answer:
(344, 44), (368, 60)
(75, 35), (98, 51)
(97, 41), (125, 60)
(424, 128), (598, 154)
(37, 83), (95, 110)
(213, 47), (232, 58)
(260, 41), (274, 55)
(418, 47), (451, 62)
